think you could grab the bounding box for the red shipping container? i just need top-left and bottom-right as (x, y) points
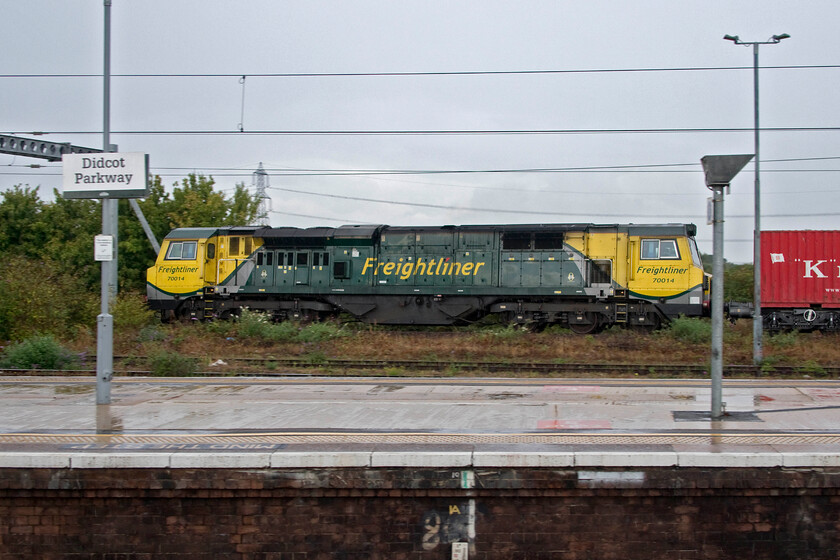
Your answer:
(762, 230), (840, 309)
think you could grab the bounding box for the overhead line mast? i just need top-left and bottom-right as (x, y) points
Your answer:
(253, 162), (271, 226)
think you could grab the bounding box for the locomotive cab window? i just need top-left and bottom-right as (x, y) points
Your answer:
(165, 241), (197, 260)
(641, 239), (680, 260)
(689, 238), (703, 267)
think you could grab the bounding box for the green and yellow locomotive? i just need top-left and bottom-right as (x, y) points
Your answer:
(146, 223), (709, 333)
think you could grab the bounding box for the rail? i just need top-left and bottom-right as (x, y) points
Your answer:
(0, 358), (835, 378)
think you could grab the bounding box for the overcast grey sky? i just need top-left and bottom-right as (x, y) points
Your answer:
(2, 1), (840, 262)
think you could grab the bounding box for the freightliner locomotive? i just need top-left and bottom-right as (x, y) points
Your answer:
(146, 223), (710, 333)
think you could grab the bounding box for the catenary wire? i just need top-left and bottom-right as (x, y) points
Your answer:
(6, 155), (840, 176)
(265, 185), (840, 219)
(5, 126), (840, 136)
(2, 64), (838, 79)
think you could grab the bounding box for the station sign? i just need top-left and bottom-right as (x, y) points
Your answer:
(61, 152), (149, 199)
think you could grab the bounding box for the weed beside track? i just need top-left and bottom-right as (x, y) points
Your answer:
(2, 313), (834, 378)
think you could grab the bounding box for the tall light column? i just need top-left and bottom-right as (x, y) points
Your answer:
(723, 33), (790, 365)
(702, 154), (753, 419)
(97, 0), (114, 405)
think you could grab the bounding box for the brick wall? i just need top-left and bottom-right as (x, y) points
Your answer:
(1, 466), (838, 559)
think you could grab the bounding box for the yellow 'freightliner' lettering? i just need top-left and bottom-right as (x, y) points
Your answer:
(158, 265), (199, 274)
(360, 257), (485, 278)
(636, 265), (688, 275)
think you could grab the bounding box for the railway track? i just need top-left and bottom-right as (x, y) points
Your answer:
(0, 357), (835, 378)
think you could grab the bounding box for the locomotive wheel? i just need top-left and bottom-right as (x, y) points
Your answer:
(526, 322), (547, 333)
(502, 313), (546, 333)
(515, 321), (546, 333)
(569, 313), (600, 335)
(175, 303), (194, 323)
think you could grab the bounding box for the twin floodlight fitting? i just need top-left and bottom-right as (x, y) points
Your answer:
(723, 33), (790, 45)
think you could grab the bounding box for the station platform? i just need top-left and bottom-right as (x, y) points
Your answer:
(2, 375), (840, 468)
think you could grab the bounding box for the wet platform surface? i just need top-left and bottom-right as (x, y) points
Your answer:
(2, 375), (840, 467)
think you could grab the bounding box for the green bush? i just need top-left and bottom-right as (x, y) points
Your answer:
(796, 359), (827, 378)
(235, 308), (276, 338)
(201, 319), (233, 336)
(297, 322), (345, 343)
(662, 316), (712, 344)
(759, 355), (780, 375)
(234, 309), (345, 343)
(138, 324), (168, 343)
(767, 330), (799, 348)
(0, 255), (97, 340)
(112, 291), (157, 330)
(302, 350), (328, 365)
(270, 321), (301, 341)
(235, 309), (296, 341)
(479, 324), (525, 340)
(0, 335), (80, 370)
(148, 350), (197, 376)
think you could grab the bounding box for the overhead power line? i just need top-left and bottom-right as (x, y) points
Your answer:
(5, 127), (840, 137)
(2, 64), (838, 79)
(265, 185), (659, 217)
(7, 169), (840, 180)
(4, 154), (840, 183)
(148, 155), (840, 172)
(6, 155), (839, 173)
(266, 185), (840, 219)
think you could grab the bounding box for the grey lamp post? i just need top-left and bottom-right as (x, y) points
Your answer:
(97, 0), (115, 405)
(702, 154), (754, 419)
(723, 33), (790, 365)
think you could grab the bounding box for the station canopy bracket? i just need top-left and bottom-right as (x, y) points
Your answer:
(0, 134), (102, 162)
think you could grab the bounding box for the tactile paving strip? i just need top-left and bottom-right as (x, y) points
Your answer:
(2, 432), (840, 446)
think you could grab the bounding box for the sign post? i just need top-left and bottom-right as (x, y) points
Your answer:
(61, 152), (149, 405)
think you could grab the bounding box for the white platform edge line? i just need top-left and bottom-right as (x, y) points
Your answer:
(0, 451), (839, 469)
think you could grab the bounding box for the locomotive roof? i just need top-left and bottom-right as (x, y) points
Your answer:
(254, 224), (385, 239)
(165, 223), (696, 243)
(164, 226), (262, 240)
(381, 223), (696, 236)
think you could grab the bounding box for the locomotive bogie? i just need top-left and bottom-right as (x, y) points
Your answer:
(146, 223), (709, 331)
(763, 308), (840, 332)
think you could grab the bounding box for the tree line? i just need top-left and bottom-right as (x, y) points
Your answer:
(0, 175), (259, 340)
